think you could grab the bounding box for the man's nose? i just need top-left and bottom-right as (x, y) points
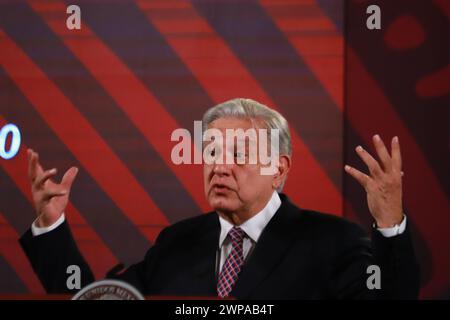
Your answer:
(212, 162), (231, 176)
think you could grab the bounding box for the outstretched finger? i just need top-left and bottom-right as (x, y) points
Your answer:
(391, 136), (402, 172)
(373, 134), (392, 172)
(355, 146), (383, 177)
(34, 168), (58, 189)
(61, 167), (79, 191)
(27, 149), (36, 181)
(344, 165), (371, 189)
(42, 188), (67, 201)
(28, 150), (44, 182)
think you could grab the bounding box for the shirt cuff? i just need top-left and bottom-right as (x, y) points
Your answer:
(31, 213), (66, 236)
(375, 215), (407, 238)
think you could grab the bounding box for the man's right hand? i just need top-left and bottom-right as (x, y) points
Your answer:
(27, 149), (78, 228)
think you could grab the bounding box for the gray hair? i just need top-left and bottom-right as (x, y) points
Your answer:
(202, 98), (292, 191)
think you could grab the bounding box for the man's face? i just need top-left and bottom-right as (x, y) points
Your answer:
(203, 117), (275, 218)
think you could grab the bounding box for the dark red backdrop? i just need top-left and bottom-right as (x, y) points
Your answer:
(0, 0), (448, 299)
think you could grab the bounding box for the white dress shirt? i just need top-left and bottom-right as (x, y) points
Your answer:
(216, 191), (281, 274)
(31, 213), (66, 236)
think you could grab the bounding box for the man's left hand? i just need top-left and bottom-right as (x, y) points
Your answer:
(345, 135), (404, 228)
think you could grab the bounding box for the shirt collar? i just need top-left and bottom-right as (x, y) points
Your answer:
(218, 191), (281, 248)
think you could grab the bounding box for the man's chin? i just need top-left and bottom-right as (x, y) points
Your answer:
(208, 196), (238, 213)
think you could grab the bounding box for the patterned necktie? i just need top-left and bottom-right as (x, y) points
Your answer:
(217, 226), (246, 298)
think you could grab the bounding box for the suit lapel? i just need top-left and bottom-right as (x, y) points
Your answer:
(231, 195), (302, 299)
(189, 214), (221, 295)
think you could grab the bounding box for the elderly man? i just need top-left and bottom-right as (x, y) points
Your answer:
(20, 98), (419, 299)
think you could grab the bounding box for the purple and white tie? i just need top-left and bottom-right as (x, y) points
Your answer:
(217, 226), (246, 298)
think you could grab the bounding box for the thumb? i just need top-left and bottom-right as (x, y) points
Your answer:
(61, 166), (79, 190)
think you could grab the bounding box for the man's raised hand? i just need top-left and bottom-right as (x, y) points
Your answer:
(27, 148), (78, 227)
(344, 135), (404, 228)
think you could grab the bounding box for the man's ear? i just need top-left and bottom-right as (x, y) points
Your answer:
(273, 155), (291, 190)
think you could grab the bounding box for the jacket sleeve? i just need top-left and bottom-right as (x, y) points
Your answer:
(19, 220), (95, 294)
(20, 219), (171, 296)
(327, 220), (420, 299)
(371, 221), (420, 299)
(106, 226), (170, 295)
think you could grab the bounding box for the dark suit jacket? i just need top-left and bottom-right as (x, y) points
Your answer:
(20, 194), (420, 299)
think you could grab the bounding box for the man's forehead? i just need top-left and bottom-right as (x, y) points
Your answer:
(208, 117), (265, 130)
